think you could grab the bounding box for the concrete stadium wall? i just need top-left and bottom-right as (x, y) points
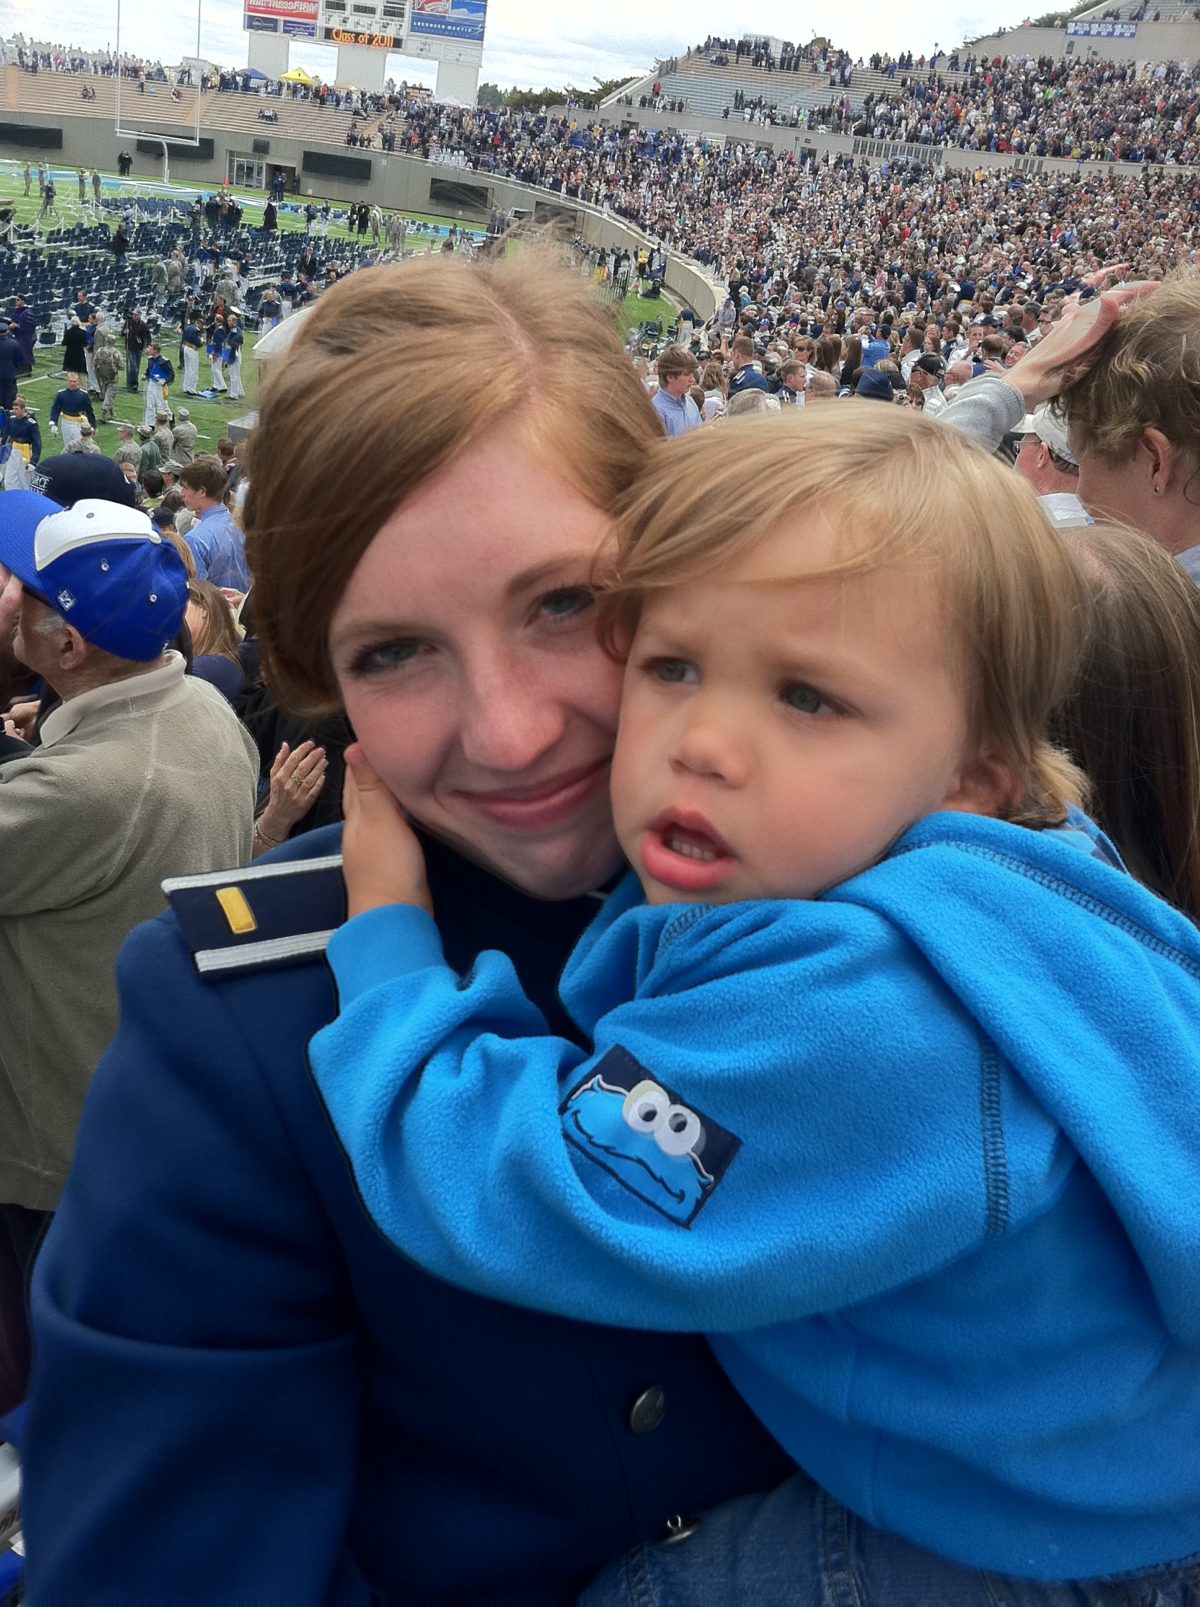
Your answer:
(968, 21), (1200, 62)
(0, 108), (725, 316)
(599, 104), (1200, 178)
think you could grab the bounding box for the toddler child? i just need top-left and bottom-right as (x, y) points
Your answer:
(310, 408), (1200, 1600)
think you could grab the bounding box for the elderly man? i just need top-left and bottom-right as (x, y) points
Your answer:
(0, 491), (257, 1410)
(1014, 406), (1080, 496)
(908, 353), (948, 416)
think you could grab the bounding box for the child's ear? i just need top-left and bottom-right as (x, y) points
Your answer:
(940, 749), (1021, 820)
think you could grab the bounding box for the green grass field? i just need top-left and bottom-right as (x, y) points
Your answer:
(0, 163), (678, 441)
(16, 338), (255, 457)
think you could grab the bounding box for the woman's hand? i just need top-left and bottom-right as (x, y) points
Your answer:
(1003, 277), (1161, 409)
(341, 745), (432, 920)
(252, 739), (327, 856)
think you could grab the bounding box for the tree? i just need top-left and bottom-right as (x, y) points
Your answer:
(476, 81), (504, 108)
(591, 76), (633, 102)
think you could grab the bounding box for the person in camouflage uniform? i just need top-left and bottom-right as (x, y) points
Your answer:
(171, 409), (198, 465)
(152, 413), (175, 462)
(112, 424), (142, 471)
(92, 319), (123, 423)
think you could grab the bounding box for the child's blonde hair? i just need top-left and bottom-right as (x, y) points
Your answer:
(603, 408), (1090, 828)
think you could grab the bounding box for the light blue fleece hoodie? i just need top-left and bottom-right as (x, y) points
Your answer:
(310, 811), (1200, 1581)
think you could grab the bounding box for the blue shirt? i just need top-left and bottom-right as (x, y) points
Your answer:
(186, 503), (249, 591)
(311, 809), (1200, 1583)
(727, 364), (770, 397)
(862, 337), (891, 367)
(652, 388), (701, 437)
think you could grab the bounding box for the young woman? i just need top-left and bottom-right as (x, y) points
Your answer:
(22, 253), (795, 1603)
(1053, 520), (1200, 919)
(184, 578), (245, 705)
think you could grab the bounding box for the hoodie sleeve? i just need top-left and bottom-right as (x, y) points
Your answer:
(309, 895), (1006, 1333)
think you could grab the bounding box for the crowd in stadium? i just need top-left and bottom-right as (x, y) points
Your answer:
(649, 41), (1200, 162)
(3, 36), (398, 120)
(390, 100), (1196, 290)
(3, 10), (1200, 1603)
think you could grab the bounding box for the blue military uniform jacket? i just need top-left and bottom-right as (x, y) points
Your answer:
(23, 826), (791, 1603)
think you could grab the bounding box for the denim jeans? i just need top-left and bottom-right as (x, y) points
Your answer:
(125, 349), (141, 391)
(579, 1474), (1200, 1607)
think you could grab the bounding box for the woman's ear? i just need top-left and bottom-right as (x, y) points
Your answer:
(940, 749), (1022, 821)
(1137, 427), (1175, 491)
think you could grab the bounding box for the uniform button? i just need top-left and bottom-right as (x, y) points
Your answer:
(661, 1513), (702, 1545)
(628, 1385), (668, 1434)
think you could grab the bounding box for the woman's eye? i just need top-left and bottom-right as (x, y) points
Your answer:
(349, 640), (426, 676)
(783, 682), (833, 716)
(648, 657), (698, 685)
(538, 587), (594, 622)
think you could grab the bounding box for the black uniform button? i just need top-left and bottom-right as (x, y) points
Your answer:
(629, 1385), (668, 1434)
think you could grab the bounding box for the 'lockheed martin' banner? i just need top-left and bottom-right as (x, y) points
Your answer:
(244, 0), (318, 36)
(409, 0), (487, 41)
(1066, 20), (1137, 37)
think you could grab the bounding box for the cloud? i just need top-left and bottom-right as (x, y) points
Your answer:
(0, 0), (1037, 92)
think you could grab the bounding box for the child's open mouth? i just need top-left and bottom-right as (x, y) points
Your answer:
(641, 812), (737, 894)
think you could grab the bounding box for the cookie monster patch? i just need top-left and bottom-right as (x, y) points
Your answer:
(559, 1045), (740, 1228)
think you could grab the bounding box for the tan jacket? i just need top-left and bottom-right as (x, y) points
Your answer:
(0, 655), (258, 1209)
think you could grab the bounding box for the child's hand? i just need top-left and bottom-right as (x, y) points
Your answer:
(341, 744), (432, 920)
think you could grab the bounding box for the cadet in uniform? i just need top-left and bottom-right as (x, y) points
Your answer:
(23, 829), (792, 1600)
(180, 316), (204, 395)
(47, 375), (94, 451)
(22, 248), (797, 1606)
(1, 398), (41, 491)
(142, 344), (175, 430)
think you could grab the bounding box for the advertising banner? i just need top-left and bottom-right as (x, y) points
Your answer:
(409, 0), (487, 42)
(1066, 20), (1137, 36)
(245, 0), (319, 38)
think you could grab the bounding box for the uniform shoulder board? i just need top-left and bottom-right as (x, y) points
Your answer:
(163, 854), (346, 981)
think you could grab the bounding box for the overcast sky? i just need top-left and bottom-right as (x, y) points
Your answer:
(0, 0), (1036, 94)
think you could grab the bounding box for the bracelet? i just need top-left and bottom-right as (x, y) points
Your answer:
(253, 819), (283, 849)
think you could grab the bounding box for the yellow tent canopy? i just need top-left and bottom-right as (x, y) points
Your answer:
(280, 67), (318, 85)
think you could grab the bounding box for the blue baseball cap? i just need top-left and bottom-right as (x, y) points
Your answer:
(0, 493), (187, 660)
(27, 452), (137, 509)
(855, 369), (895, 403)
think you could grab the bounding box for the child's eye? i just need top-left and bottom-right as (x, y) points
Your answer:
(538, 587), (594, 622)
(782, 682), (834, 716)
(646, 657), (698, 685)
